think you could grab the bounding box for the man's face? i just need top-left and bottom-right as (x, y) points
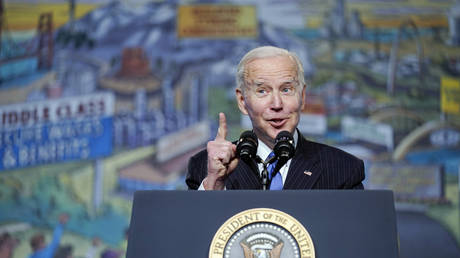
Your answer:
(236, 55), (305, 148)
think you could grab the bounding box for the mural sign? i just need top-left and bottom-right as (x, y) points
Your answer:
(441, 77), (460, 115)
(177, 5), (258, 38)
(341, 116), (394, 150)
(366, 163), (444, 202)
(0, 92), (114, 171)
(430, 129), (460, 147)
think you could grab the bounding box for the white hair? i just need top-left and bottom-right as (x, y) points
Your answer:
(236, 46), (306, 94)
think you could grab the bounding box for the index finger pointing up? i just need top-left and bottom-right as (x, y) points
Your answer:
(215, 112), (227, 141)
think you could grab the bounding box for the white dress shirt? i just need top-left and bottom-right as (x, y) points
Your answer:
(199, 131), (299, 190)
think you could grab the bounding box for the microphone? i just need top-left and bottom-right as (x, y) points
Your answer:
(272, 131), (295, 176)
(236, 131), (258, 160)
(274, 131), (295, 160)
(236, 131), (260, 180)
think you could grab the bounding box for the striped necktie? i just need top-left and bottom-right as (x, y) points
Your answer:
(266, 152), (283, 190)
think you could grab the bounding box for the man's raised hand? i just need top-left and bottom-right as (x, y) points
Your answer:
(204, 113), (238, 190)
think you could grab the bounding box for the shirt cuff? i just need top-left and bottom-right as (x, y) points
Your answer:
(198, 180), (226, 190)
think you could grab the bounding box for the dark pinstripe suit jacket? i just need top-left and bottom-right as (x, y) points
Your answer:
(186, 133), (365, 190)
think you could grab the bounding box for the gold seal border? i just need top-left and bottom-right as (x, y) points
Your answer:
(209, 208), (315, 258)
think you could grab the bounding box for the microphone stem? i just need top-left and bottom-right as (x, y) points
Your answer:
(261, 163), (268, 190)
(254, 155), (270, 190)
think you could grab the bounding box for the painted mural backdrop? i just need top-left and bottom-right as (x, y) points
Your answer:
(0, 0), (459, 257)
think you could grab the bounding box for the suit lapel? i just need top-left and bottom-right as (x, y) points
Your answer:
(227, 159), (262, 189)
(283, 134), (322, 189)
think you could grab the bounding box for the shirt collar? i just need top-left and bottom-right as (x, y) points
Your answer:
(257, 130), (299, 161)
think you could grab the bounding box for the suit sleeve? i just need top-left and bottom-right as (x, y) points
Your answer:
(347, 159), (365, 189)
(185, 150), (208, 190)
(312, 143), (366, 190)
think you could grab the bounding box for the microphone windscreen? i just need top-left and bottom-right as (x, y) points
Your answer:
(236, 131), (258, 159)
(275, 131), (293, 142)
(274, 131), (295, 159)
(241, 130), (257, 141)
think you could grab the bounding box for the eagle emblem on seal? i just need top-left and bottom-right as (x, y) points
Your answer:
(240, 232), (284, 258)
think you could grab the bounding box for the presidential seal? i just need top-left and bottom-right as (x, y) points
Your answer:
(209, 208), (315, 258)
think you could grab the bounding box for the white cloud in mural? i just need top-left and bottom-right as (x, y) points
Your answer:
(94, 16), (113, 39)
(92, 7), (107, 21)
(117, 13), (134, 26)
(145, 29), (161, 46)
(151, 5), (176, 23)
(123, 31), (145, 47)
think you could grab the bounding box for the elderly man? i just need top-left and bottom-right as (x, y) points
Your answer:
(186, 46), (364, 190)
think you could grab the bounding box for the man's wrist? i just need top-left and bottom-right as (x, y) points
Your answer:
(203, 175), (226, 190)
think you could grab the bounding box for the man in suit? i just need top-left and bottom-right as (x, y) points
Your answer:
(186, 46), (364, 190)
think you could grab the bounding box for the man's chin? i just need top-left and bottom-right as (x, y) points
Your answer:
(274, 125), (296, 134)
(269, 128), (290, 139)
(256, 126), (294, 144)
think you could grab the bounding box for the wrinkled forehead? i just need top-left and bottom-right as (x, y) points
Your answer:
(249, 78), (298, 88)
(243, 55), (298, 85)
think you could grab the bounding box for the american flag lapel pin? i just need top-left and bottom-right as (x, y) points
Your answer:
(304, 171), (313, 176)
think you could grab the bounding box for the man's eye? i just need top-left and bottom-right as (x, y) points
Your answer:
(256, 88), (267, 95)
(282, 87), (294, 94)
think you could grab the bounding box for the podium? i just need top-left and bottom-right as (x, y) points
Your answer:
(127, 190), (399, 258)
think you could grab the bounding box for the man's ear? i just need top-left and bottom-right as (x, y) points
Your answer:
(235, 88), (248, 115)
(301, 84), (306, 110)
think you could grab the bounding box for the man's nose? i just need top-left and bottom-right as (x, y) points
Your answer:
(270, 91), (283, 111)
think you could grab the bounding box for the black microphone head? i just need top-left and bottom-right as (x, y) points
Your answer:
(236, 131), (258, 159)
(274, 131), (295, 160)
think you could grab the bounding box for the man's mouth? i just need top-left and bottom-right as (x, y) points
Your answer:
(268, 118), (287, 128)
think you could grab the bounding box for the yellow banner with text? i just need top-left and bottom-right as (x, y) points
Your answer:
(177, 5), (258, 38)
(441, 77), (460, 114)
